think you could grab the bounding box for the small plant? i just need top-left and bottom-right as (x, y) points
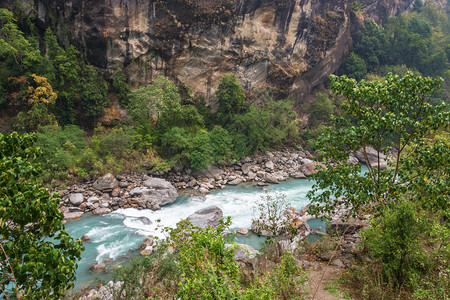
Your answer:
(252, 191), (295, 239)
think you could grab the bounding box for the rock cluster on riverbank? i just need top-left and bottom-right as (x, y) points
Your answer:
(60, 150), (324, 221)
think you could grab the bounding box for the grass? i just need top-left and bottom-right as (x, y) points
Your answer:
(324, 280), (352, 300)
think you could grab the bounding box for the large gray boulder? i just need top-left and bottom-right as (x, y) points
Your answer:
(93, 173), (119, 191)
(264, 173), (279, 184)
(354, 146), (388, 169)
(69, 193), (84, 206)
(142, 177), (178, 207)
(230, 244), (260, 264)
(228, 178), (243, 185)
(186, 205), (223, 228)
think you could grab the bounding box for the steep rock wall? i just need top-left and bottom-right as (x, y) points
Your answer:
(7, 0), (414, 103)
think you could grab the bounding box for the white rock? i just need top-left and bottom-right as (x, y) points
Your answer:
(69, 193), (84, 206)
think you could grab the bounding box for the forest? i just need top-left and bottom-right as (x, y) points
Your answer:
(0, 1), (449, 299)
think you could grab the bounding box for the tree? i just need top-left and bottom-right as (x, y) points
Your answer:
(307, 92), (335, 127)
(339, 52), (367, 81)
(308, 72), (449, 217)
(216, 74), (245, 126)
(112, 67), (130, 107)
(0, 9), (41, 72)
(0, 132), (83, 299)
(11, 74), (59, 132)
(80, 65), (109, 118)
(163, 218), (241, 299)
(308, 72), (449, 295)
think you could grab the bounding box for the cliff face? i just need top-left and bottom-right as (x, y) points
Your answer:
(10, 0), (414, 103)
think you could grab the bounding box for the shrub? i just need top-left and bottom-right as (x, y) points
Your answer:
(307, 92), (335, 127)
(363, 202), (428, 288)
(216, 74), (245, 126)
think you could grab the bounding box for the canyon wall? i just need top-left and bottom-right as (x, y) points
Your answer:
(5, 0), (414, 103)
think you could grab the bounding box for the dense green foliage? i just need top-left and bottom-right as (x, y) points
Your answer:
(0, 9), (109, 127)
(308, 72), (449, 216)
(341, 3), (449, 86)
(308, 73), (449, 297)
(125, 75), (298, 171)
(113, 218), (306, 299)
(0, 132), (83, 299)
(216, 74), (245, 126)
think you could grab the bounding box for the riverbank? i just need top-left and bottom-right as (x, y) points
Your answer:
(59, 149), (326, 221)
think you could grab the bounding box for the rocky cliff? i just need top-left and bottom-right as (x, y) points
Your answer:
(7, 0), (414, 103)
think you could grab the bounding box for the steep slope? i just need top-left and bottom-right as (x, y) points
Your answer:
(5, 0), (414, 103)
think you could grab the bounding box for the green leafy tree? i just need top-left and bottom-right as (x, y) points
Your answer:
(363, 201), (427, 288)
(308, 72), (449, 296)
(112, 67), (130, 107)
(216, 74), (245, 126)
(0, 8), (42, 105)
(80, 65), (109, 118)
(308, 72), (449, 217)
(0, 132), (83, 299)
(0, 9), (41, 72)
(128, 76), (181, 126)
(307, 92), (335, 127)
(339, 52), (367, 81)
(229, 98), (298, 156)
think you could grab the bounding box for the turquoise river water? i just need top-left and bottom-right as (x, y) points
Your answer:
(65, 177), (324, 290)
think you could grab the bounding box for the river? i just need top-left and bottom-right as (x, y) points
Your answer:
(65, 177), (319, 290)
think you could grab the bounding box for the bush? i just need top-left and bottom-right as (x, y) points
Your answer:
(363, 201), (428, 288)
(307, 92), (335, 127)
(113, 218), (307, 299)
(216, 74), (245, 126)
(34, 125), (86, 181)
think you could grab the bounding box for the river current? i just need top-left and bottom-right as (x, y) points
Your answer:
(65, 177), (318, 290)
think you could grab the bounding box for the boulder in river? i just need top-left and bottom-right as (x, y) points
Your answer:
(138, 236), (154, 251)
(63, 211), (84, 220)
(142, 177), (178, 207)
(81, 235), (92, 243)
(93, 173), (119, 191)
(293, 171), (306, 179)
(264, 173), (279, 184)
(137, 216), (152, 225)
(354, 146), (388, 169)
(228, 178), (243, 185)
(236, 228), (249, 235)
(186, 205), (223, 228)
(90, 264), (107, 272)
